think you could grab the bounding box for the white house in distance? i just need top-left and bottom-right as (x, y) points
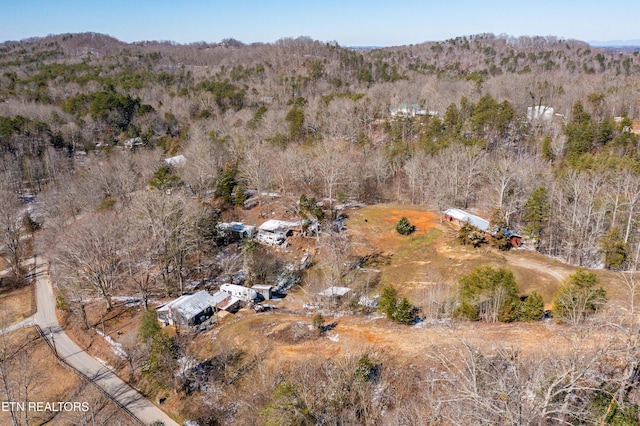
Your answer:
(527, 105), (554, 122)
(390, 103), (428, 118)
(165, 154), (186, 166)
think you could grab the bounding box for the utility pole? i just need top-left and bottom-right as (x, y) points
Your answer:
(50, 329), (57, 357)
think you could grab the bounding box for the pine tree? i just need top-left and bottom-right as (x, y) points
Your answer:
(523, 186), (550, 249)
(378, 285), (398, 319)
(393, 297), (416, 324)
(456, 266), (520, 322)
(518, 292), (545, 321)
(489, 209), (511, 251)
(541, 135), (553, 161)
(395, 216), (415, 235)
(599, 227), (627, 270)
(458, 222), (486, 247)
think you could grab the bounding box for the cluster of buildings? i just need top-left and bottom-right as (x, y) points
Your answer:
(219, 218), (315, 246)
(156, 284), (274, 327)
(442, 208), (522, 247)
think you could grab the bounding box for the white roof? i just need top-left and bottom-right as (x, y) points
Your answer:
(444, 208), (489, 232)
(252, 284), (273, 290)
(258, 219), (301, 232)
(527, 105), (554, 121)
(219, 222), (255, 233)
(318, 286), (352, 297)
(165, 154), (186, 166)
(156, 290), (217, 319)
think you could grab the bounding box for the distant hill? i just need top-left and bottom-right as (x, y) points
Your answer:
(590, 39), (640, 47)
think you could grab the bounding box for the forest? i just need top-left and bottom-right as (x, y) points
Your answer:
(1, 32), (640, 424)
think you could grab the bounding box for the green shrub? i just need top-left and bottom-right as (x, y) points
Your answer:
(518, 292), (545, 322)
(456, 266), (520, 322)
(139, 310), (161, 341)
(378, 284), (416, 324)
(553, 269), (606, 324)
(395, 217), (415, 235)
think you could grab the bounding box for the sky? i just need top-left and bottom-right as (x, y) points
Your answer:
(1, 0), (639, 47)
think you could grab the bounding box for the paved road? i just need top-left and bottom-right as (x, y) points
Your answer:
(0, 316), (33, 335)
(33, 259), (180, 426)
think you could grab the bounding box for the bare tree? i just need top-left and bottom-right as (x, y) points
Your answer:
(123, 221), (158, 311)
(312, 140), (349, 213)
(239, 144), (275, 214)
(0, 190), (26, 279)
(54, 212), (125, 311)
(133, 190), (196, 295)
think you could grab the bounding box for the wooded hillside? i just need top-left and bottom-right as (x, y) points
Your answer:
(3, 32), (640, 424)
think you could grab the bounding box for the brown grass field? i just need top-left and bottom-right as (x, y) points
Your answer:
(0, 285), (33, 326)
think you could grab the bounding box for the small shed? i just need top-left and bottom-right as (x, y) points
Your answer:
(504, 230), (523, 248)
(156, 290), (219, 327)
(318, 286), (352, 304)
(252, 284), (274, 300)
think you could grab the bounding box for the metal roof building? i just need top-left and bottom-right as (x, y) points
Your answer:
(258, 219), (302, 235)
(157, 290), (219, 326)
(318, 286), (352, 298)
(443, 208), (490, 232)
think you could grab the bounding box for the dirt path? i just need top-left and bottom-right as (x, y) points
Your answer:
(505, 251), (573, 282)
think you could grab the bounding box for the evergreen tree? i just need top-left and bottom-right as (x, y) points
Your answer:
(393, 297), (416, 324)
(523, 186), (550, 249)
(139, 309), (161, 341)
(565, 100), (595, 158)
(395, 216), (415, 235)
(312, 313), (325, 335)
(149, 165), (181, 190)
(489, 209), (511, 251)
(378, 284), (398, 319)
(541, 135), (553, 161)
(518, 292), (545, 321)
(261, 382), (314, 426)
(457, 266), (520, 322)
(458, 222), (486, 247)
(553, 269), (606, 325)
(285, 97), (307, 141)
(599, 227), (627, 270)
(215, 162), (239, 204)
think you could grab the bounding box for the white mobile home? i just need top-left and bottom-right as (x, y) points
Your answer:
(220, 284), (258, 303)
